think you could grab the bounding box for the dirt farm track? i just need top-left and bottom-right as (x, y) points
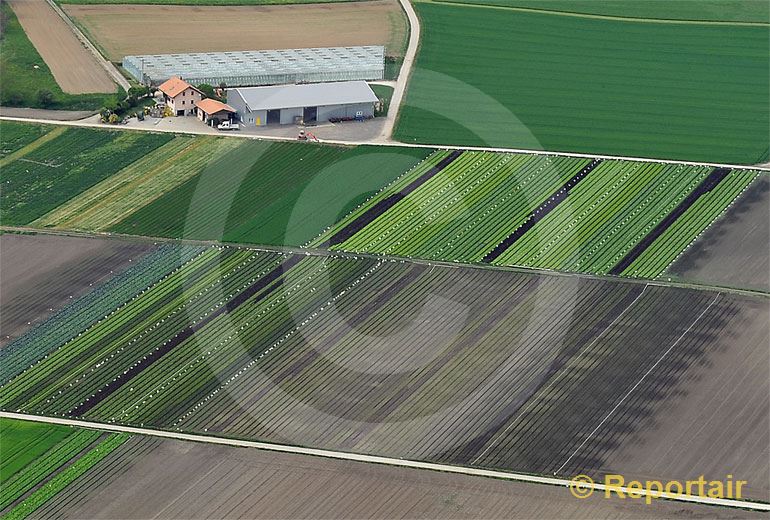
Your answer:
(63, 1), (408, 61)
(8, 0), (115, 94)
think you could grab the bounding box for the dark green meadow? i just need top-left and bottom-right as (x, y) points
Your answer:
(395, 2), (769, 164)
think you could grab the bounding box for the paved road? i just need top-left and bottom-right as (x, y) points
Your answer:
(2, 115), (767, 172)
(1, 411), (767, 512)
(375, 0), (422, 141)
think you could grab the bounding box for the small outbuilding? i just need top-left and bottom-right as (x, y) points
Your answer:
(227, 81), (377, 126)
(158, 76), (202, 116)
(195, 98), (236, 126)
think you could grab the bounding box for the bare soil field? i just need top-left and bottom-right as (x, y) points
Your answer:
(0, 233), (154, 345)
(667, 176), (770, 292)
(601, 295), (769, 502)
(32, 435), (755, 519)
(63, 1), (408, 61)
(7, 0), (115, 94)
(464, 287), (769, 502)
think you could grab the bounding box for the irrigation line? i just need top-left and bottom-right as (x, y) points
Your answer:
(1, 411), (767, 512)
(554, 293), (722, 475)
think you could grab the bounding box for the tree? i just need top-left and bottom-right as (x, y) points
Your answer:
(128, 85), (150, 99)
(197, 84), (225, 102)
(36, 89), (54, 108)
(108, 113), (119, 124)
(197, 83), (216, 99)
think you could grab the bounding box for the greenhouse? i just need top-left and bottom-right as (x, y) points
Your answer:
(122, 46), (385, 87)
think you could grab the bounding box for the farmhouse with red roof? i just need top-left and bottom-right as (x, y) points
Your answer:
(157, 76), (202, 116)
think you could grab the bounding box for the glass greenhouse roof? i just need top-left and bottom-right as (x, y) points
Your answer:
(123, 46), (385, 87)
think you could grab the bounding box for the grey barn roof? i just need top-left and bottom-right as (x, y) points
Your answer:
(233, 81), (378, 111)
(122, 46), (384, 87)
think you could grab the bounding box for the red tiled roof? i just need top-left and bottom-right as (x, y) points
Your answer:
(158, 76), (199, 98)
(195, 98), (236, 114)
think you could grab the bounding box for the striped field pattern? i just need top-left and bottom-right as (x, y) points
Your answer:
(0, 245), (762, 481)
(314, 150), (761, 279)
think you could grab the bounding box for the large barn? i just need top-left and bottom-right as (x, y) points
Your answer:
(123, 46), (384, 87)
(227, 81), (378, 126)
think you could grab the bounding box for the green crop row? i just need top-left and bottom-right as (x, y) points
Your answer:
(89, 255), (375, 425)
(491, 160), (712, 273)
(316, 149), (758, 279)
(3, 432), (129, 520)
(621, 169), (760, 278)
(31, 137), (242, 230)
(0, 429), (100, 511)
(1, 127), (173, 225)
(0, 419), (73, 483)
(322, 151), (589, 262)
(0, 244), (205, 385)
(0, 121), (51, 160)
(0, 247), (287, 414)
(105, 141), (432, 247)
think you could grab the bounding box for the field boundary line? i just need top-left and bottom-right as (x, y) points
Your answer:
(44, 0), (130, 92)
(0, 411), (767, 512)
(416, 0), (770, 27)
(1, 116), (767, 172)
(554, 294), (722, 475)
(2, 225), (768, 300)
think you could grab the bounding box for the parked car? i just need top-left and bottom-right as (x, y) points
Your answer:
(217, 120), (239, 131)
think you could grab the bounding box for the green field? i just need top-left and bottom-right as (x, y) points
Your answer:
(0, 419), (73, 482)
(1, 127), (173, 225)
(0, 3), (119, 110)
(438, 0), (770, 23)
(33, 136), (242, 230)
(395, 2), (770, 164)
(108, 141), (433, 246)
(312, 150), (761, 278)
(3, 123), (431, 245)
(0, 121), (51, 159)
(0, 418), (128, 519)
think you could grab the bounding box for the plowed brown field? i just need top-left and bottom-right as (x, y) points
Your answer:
(8, 0), (115, 93)
(63, 1), (408, 61)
